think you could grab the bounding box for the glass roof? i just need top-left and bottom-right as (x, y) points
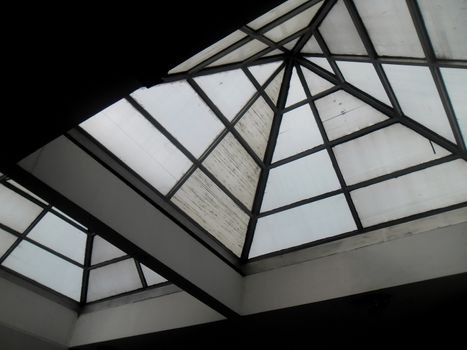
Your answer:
(0, 176), (167, 303)
(77, 0), (466, 261)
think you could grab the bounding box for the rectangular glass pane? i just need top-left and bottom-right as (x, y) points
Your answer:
(261, 150), (341, 212)
(353, 0), (424, 58)
(334, 124), (450, 185)
(0, 184), (43, 233)
(0, 228), (17, 257)
(315, 90), (388, 140)
(2, 240), (83, 301)
(141, 264), (167, 286)
(441, 67), (467, 148)
(351, 160), (467, 227)
(194, 69), (256, 121)
(264, 2), (323, 42)
(87, 258), (142, 302)
(273, 104), (323, 162)
(383, 64), (455, 142)
(169, 30), (247, 74)
(250, 194), (356, 258)
(319, 0), (366, 55)
(419, 0), (467, 60)
(203, 133), (260, 209)
(207, 39), (269, 67)
(337, 61), (391, 105)
(81, 99), (193, 195)
(91, 235), (126, 266)
(249, 0), (308, 30)
(171, 169), (249, 257)
(27, 213), (87, 263)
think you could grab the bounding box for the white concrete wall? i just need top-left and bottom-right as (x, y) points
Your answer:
(69, 291), (224, 347)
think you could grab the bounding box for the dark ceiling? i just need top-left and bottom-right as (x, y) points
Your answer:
(2, 2), (284, 167)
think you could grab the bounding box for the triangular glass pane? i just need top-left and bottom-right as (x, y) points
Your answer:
(81, 99), (193, 195)
(87, 258), (142, 302)
(250, 194), (356, 258)
(7, 180), (48, 205)
(203, 133), (261, 209)
(272, 104), (323, 162)
(0, 228), (17, 257)
(337, 61), (391, 105)
(27, 213), (87, 263)
(441, 68), (467, 148)
(301, 36), (322, 54)
(352, 160), (467, 227)
(2, 240), (82, 301)
(261, 150), (341, 212)
(334, 124), (450, 185)
(141, 264), (167, 286)
(319, 0), (367, 55)
(195, 69), (257, 121)
(419, 0), (467, 60)
(235, 96), (275, 160)
(131, 82), (224, 158)
(305, 57), (333, 74)
(0, 184), (43, 233)
(353, 0), (424, 58)
(249, 0), (309, 30)
(301, 66), (334, 95)
(383, 64), (455, 142)
(171, 169), (249, 257)
(265, 68), (285, 105)
(248, 61), (282, 86)
(207, 39), (269, 67)
(91, 235), (126, 266)
(286, 67), (307, 107)
(283, 38), (299, 51)
(264, 2), (323, 43)
(263, 49), (284, 57)
(315, 90), (388, 140)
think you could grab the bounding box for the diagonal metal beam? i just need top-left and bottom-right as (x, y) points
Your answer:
(240, 57), (295, 261)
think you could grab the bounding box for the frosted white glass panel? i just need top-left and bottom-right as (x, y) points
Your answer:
(301, 36), (322, 53)
(141, 264), (167, 286)
(235, 96), (274, 159)
(283, 38), (299, 51)
(272, 104), (323, 162)
(306, 57), (333, 73)
(265, 69), (285, 105)
(207, 39), (269, 67)
(337, 61), (391, 105)
(302, 66), (334, 95)
(320, 0), (366, 55)
(195, 69), (256, 121)
(353, 0), (424, 58)
(169, 30), (246, 74)
(203, 133), (260, 208)
(263, 49), (284, 57)
(334, 124), (450, 185)
(264, 3), (323, 42)
(352, 160), (467, 227)
(286, 67), (307, 107)
(383, 64), (455, 142)
(7, 180), (48, 204)
(251, 194), (356, 257)
(87, 259), (142, 302)
(81, 99), (192, 195)
(248, 61), (282, 86)
(419, 0), (467, 60)
(441, 68), (467, 147)
(131, 82), (224, 158)
(27, 213), (87, 263)
(2, 241), (82, 300)
(52, 207), (87, 229)
(172, 170), (249, 257)
(261, 150), (340, 211)
(249, 0), (309, 30)
(0, 228), (17, 257)
(315, 90), (388, 140)
(0, 184), (43, 233)
(91, 235), (126, 265)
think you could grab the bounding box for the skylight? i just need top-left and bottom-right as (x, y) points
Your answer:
(77, 0), (467, 261)
(0, 176), (167, 303)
